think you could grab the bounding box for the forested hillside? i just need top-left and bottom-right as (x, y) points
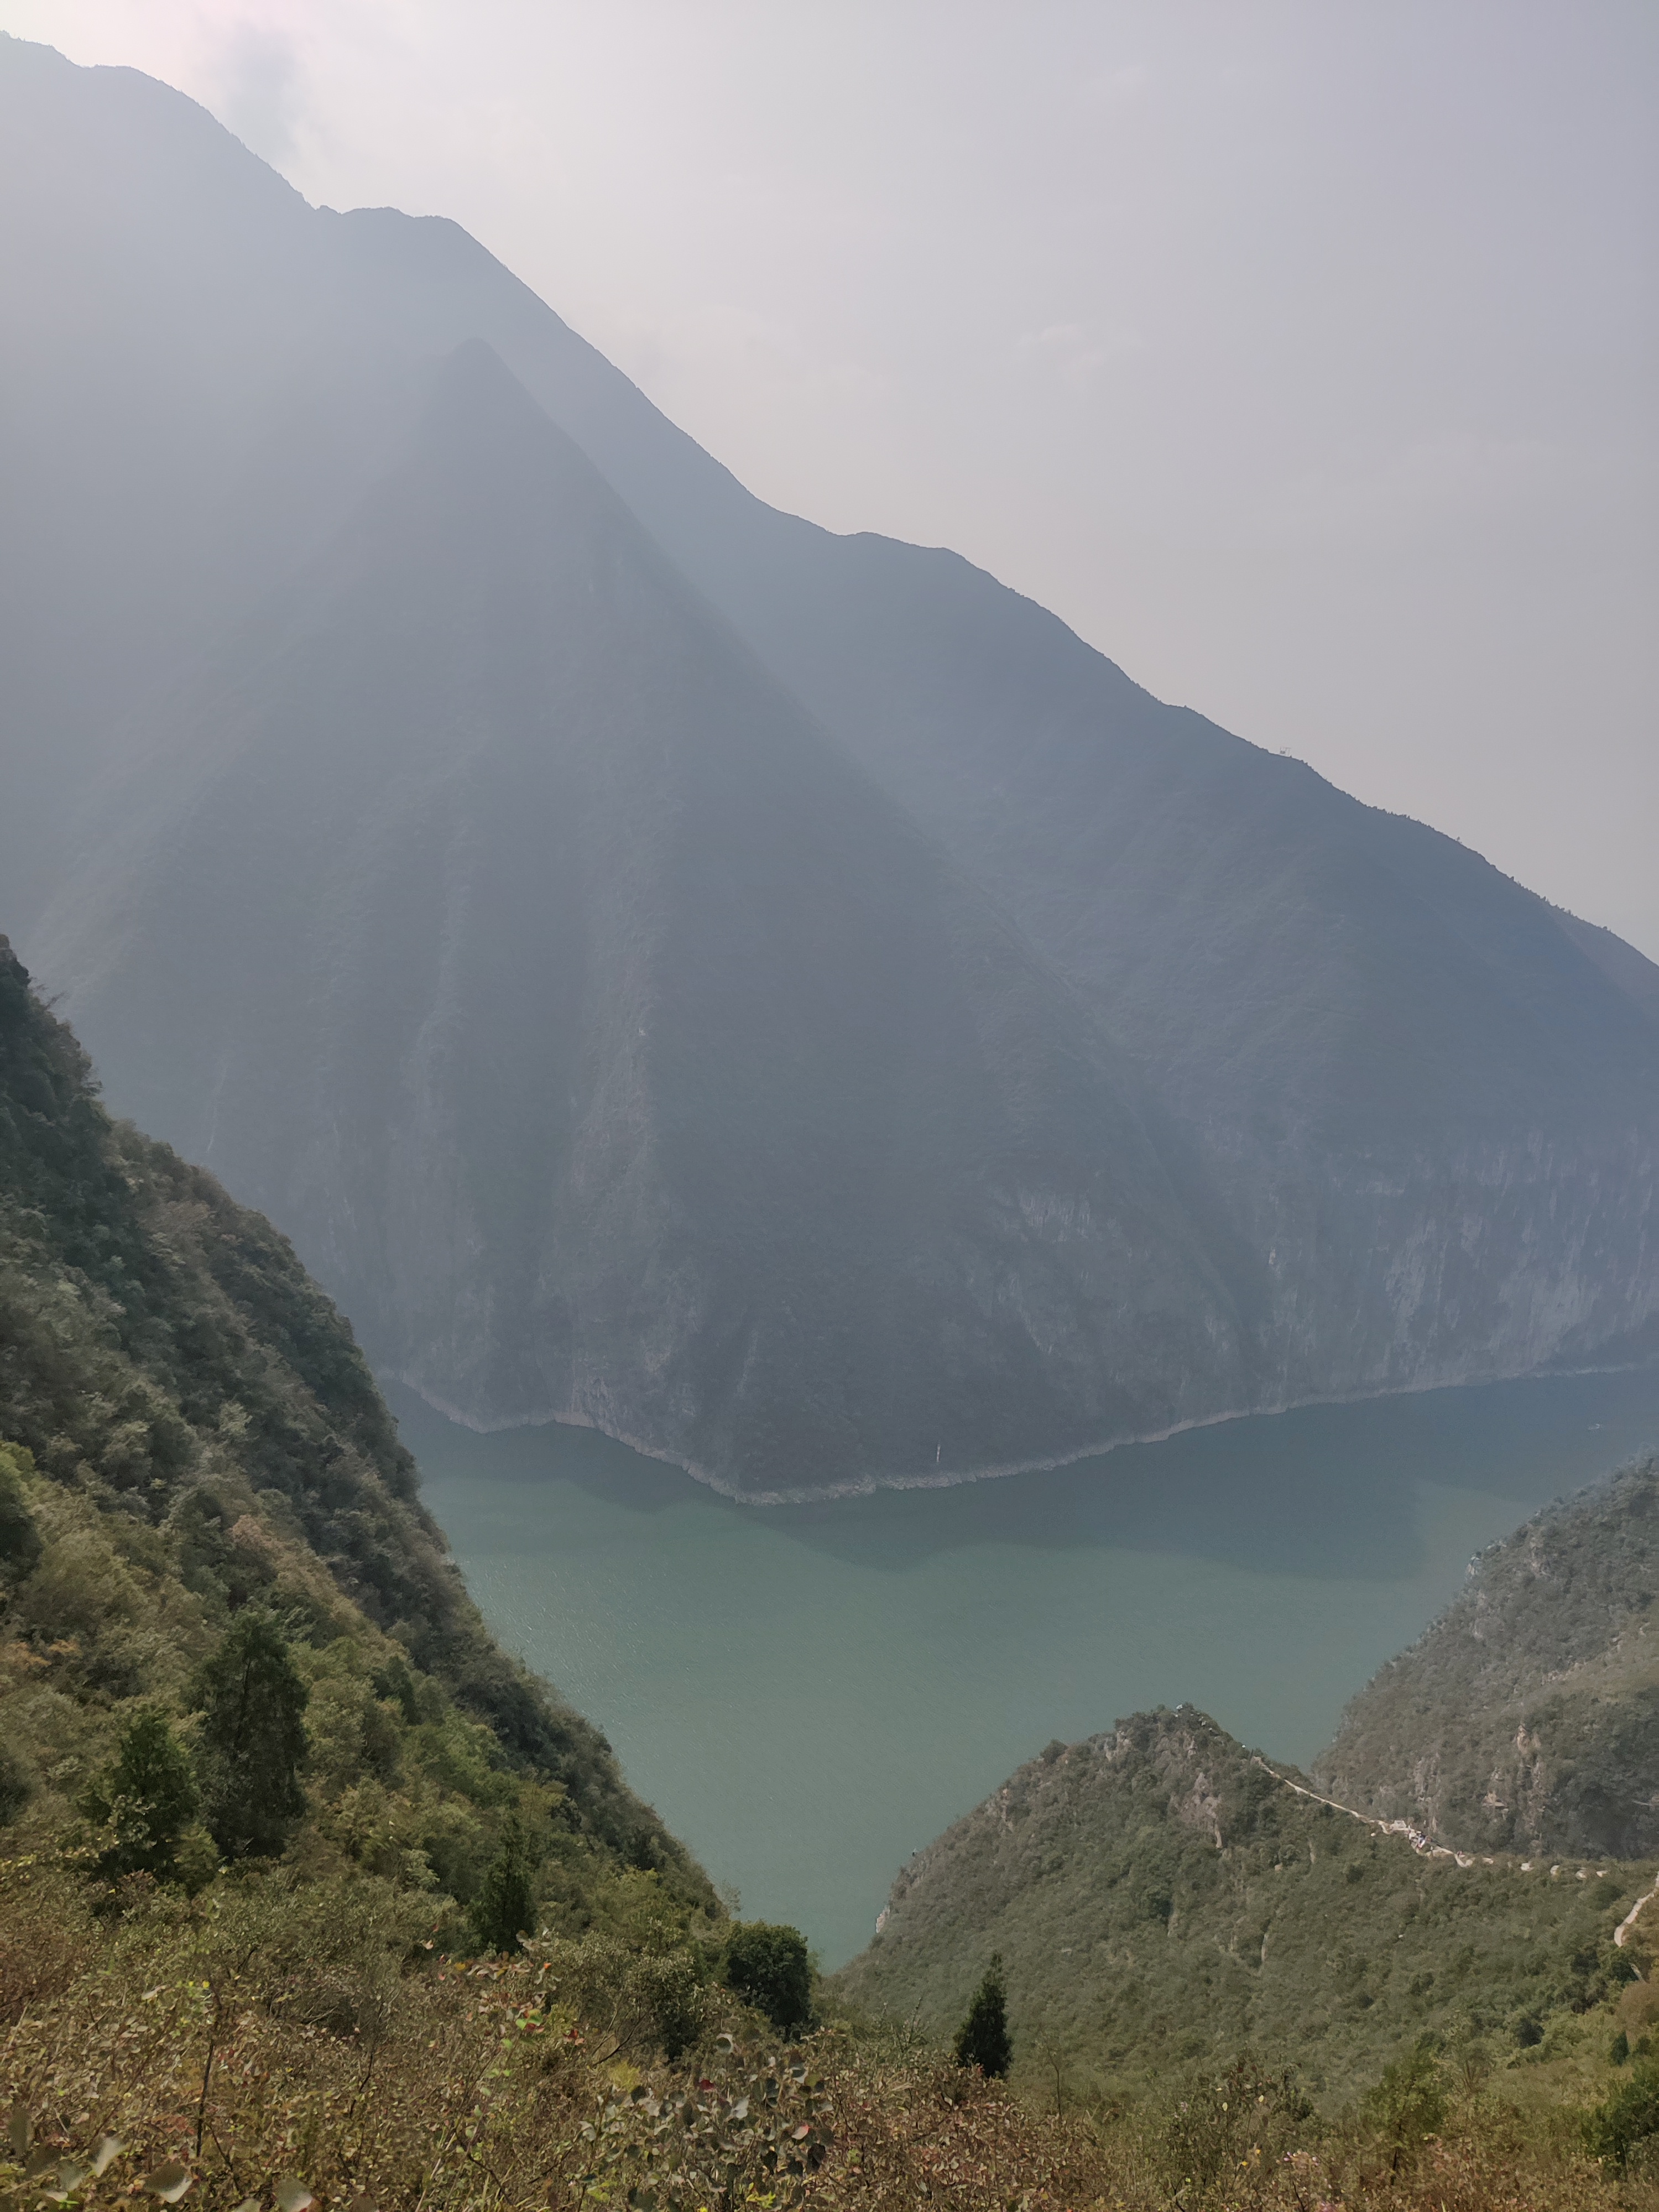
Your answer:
(1316, 1457), (1659, 1860)
(832, 1706), (1651, 2103)
(0, 932), (709, 1916)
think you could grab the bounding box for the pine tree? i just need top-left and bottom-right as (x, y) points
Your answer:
(194, 1611), (309, 1859)
(79, 1707), (198, 1880)
(953, 1953), (1013, 2078)
(469, 1811), (539, 1954)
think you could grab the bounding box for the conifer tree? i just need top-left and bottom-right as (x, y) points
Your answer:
(469, 1811), (539, 1954)
(194, 1610), (309, 1859)
(953, 1952), (1013, 2078)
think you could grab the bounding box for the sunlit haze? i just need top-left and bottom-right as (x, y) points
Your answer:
(4, 0), (1654, 952)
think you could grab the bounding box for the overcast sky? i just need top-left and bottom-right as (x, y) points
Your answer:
(7, 1), (1656, 954)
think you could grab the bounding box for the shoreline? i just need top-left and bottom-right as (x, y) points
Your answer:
(383, 1352), (1659, 1510)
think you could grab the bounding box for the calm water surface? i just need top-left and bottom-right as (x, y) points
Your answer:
(400, 1368), (1659, 1968)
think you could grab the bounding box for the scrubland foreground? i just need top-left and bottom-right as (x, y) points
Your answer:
(4, 1851), (1659, 2212)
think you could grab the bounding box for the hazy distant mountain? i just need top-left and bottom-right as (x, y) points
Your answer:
(4, 35), (1655, 1490)
(38, 341), (1251, 1493)
(1314, 1454), (1659, 1861)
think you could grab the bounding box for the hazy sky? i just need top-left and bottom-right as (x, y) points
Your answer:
(7, 1), (1656, 954)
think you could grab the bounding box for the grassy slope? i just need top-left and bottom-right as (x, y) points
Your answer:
(831, 1707), (1650, 2103)
(1314, 1455), (1659, 1860)
(0, 932), (712, 1916)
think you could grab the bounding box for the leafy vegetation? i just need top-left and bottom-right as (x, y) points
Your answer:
(1316, 1452), (1659, 1859)
(192, 1610), (310, 1860)
(0, 932), (712, 1933)
(1585, 2062), (1659, 2171)
(833, 1706), (1655, 2106)
(469, 1809), (540, 1957)
(3, 1854), (1656, 2211)
(723, 1921), (814, 2034)
(76, 1707), (203, 1884)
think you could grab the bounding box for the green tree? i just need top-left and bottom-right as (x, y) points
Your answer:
(79, 1707), (199, 1880)
(722, 1921), (812, 2033)
(469, 1811), (539, 1954)
(1364, 2037), (1447, 2158)
(0, 1738), (33, 1825)
(194, 1611), (309, 1859)
(1585, 2061), (1659, 2168)
(0, 1444), (41, 1585)
(954, 1953), (1013, 2078)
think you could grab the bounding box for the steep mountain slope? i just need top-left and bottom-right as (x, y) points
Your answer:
(715, 542), (1659, 1401)
(5, 35), (1656, 1488)
(38, 342), (1253, 1495)
(0, 932), (712, 1909)
(1314, 1455), (1659, 1861)
(832, 1707), (1647, 2098)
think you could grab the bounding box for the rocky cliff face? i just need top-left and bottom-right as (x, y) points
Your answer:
(1314, 1454), (1659, 1860)
(698, 538), (1659, 1410)
(1213, 1126), (1657, 1407)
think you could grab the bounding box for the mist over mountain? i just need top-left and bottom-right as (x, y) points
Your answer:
(40, 340), (1250, 1494)
(4, 35), (1656, 1494)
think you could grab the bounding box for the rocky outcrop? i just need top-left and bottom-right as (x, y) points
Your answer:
(1314, 1454), (1659, 1860)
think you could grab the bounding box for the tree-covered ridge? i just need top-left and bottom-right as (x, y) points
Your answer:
(1314, 1454), (1659, 1860)
(832, 1707), (1652, 2104)
(0, 933), (712, 1914)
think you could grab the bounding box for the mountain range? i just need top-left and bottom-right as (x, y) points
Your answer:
(4, 34), (1656, 1495)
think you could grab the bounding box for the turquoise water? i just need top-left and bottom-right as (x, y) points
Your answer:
(399, 1366), (1659, 1968)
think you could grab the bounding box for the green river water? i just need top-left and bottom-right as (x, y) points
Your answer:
(399, 1366), (1659, 1968)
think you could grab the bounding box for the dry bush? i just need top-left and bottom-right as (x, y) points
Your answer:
(3, 1856), (1654, 2212)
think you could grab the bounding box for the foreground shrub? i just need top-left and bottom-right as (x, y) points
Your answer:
(0, 1854), (1644, 2212)
(1584, 2058), (1659, 2168)
(1155, 2054), (1311, 2197)
(1364, 2034), (1449, 2156)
